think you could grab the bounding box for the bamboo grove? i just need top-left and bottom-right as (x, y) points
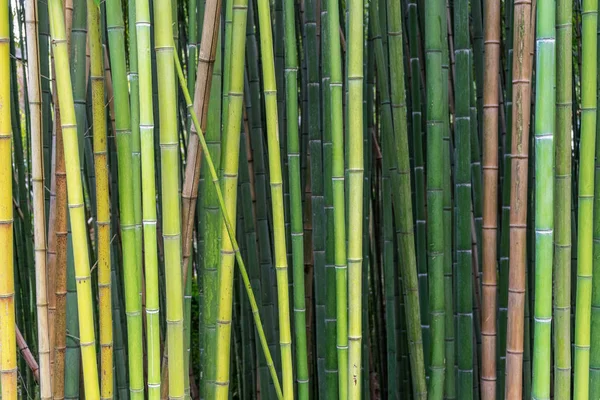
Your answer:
(1, 0), (599, 396)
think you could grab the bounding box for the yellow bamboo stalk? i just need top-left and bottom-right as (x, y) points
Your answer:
(48, 0), (101, 397)
(89, 1), (113, 398)
(24, 1), (52, 398)
(0, 1), (17, 397)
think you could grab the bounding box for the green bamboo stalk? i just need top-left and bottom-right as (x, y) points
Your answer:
(105, 1), (145, 397)
(425, 0), (445, 395)
(283, 0), (309, 394)
(135, 0), (161, 396)
(554, 0), (572, 394)
(531, 0), (555, 396)
(386, 0), (427, 396)
(128, 0), (144, 310)
(47, 0), (100, 397)
(453, 0), (473, 395)
(575, 0), (598, 392)
(154, 1), (186, 397)
(253, 0), (295, 396)
(327, 0), (349, 395)
(347, 0), (364, 395)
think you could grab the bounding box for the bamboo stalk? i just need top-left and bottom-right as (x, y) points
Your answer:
(575, 0), (598, 393)
(553, 0), (572, 394)
(283, 0), (309, 394)
(24, 1), (51, 398)
(48, 0), (100, 397)
(481, 0), (501, 394)
(0, 1), (17, 397)
(504, 0), (534, 392)
(135, 0), (161, 397)
(88, 2), (113, 398)
(105, 1), (145, 396)
(531, 0), (555, 396)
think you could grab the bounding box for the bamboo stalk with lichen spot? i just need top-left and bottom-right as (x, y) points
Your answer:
(88, 2), (113, 397)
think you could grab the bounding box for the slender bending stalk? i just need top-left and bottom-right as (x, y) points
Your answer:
(328, 0), (349, 394)
(425, 0), (445, 395)
(283, 0), (309, 394)
(453, 0), (473, 396)
(504, 0), (533, 392)
(554, 0), (572, 394)
(24, 2), (51, 398)
(106, 1), (144, 396)
(532, 0), (556, 396)
(575, 0), (598, 393)
(173, 51), (283, 400)
(481, 0), (501, 395)
(136, 0), (161, 396)
(48, 0), (100, 397)
(154, 1), (186, 398)
(347, 0), (364, 394)
(88, 2), (113, 397)
(0, 1), (17, 397)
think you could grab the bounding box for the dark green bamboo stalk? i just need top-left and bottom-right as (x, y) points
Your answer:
(453, 0), (473, 396)
(283, 0), (309, 394)
(105, 1), (144, 396)
(425, 0), (446, 395)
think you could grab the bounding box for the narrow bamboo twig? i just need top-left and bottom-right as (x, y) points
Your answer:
(88, 2), (113, 398)
(135, 0), (162, 397)
(15, 325), (40, 382)
(481, 0), (501, 394)
(48, 0), (100, 397)
(24, 1), (51, 398)
(173, 45), (284, 400)
(0, 1), (17, 397)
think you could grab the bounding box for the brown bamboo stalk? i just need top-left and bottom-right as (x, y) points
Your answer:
(16, 325), (40, 382)
(504, 0), (534, 396)
(25, 1), (51, 398)
(481, 0), (501, 394)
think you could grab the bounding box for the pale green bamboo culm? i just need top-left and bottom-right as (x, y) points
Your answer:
(173, 46), (284, 400)
(105, 0), (145, 397)
(255, 0), (295, 396)
(347, 0), (365, 394)
(136, 0), (162, 397)
(154, 1), (186, 398)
